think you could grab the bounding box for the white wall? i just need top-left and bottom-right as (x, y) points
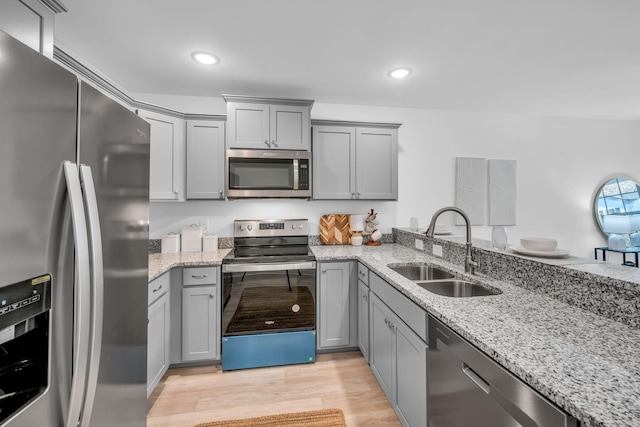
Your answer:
(136, 93), (640, 260)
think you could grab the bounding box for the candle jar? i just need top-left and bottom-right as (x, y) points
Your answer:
(491, 226), (508, 250)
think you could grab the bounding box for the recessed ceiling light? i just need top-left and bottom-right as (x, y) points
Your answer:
(388, 67), (412, 79)
(191, 51), (219, 65)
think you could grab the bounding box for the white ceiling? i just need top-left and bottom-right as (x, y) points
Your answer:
(54, 0), (640, 119)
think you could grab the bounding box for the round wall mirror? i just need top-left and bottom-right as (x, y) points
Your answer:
(594, 177), (640, 236)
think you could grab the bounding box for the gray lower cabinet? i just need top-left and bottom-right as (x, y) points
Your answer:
(317, 261), (358, 350)
(357, 264), (370, 362)
(312, 122), (400, 200)
(369, 288), (427, 427)
(186, 119), (225, 199)
(181, 267), (221, 361)
(147, 273), (171, 397)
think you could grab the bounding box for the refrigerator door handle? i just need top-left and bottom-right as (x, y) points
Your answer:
(63, 162), (92, 427)
(79, 165), (104, 427)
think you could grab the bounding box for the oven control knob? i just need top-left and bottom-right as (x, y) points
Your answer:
(247, 224), (253, 231)
(298, 224), (304, 229)
(239, 224), (245, 231)
(291, 224), (296, 230)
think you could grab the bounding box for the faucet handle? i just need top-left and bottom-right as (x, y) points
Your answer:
(466, 255), (479, 274)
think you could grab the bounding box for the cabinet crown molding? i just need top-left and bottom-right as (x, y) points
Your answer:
(311, 119), (401, 129)
(222, 94), (314, 108)
(40, 0), (68, 13)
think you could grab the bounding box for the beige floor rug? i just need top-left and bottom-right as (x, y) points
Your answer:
(194, 408), (347, 427)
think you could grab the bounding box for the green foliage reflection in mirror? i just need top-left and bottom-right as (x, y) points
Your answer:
(594, 177), (640, 235)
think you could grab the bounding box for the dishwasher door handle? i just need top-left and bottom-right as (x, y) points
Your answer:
(463, 363), (490, 394)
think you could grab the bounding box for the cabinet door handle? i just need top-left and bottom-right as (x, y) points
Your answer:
(192, 274), (208, 279)
(152, 285), (162, 293)
(264, 139), (270, 147)
(219, 190), (223, 199)
(209, 294), (215, 298)
(385, 318), (394, 330)
(271, 140), (277, 146)
(322, 269), (326, 273)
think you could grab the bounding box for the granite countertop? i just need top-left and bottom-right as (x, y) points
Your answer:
(311, 243), (640, 427)
(148, 249), (231, 281)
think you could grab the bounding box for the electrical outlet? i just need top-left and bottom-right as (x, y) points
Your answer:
(433, 244), (443, 257)
(415, 239), (424, 250)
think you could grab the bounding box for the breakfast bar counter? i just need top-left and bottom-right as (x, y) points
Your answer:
(311, 243), (640, 427)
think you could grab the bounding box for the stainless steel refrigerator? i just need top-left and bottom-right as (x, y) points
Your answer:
(0, 30), (150, 426)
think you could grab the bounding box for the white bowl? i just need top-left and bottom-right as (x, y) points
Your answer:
(520, 237), (557, 252)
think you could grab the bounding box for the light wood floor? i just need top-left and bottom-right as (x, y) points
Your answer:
(147, 351), (402, 427)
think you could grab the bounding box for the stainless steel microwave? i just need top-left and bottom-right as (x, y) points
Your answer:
(226, 149), (311, 198)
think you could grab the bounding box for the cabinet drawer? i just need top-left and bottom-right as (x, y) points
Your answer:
(183, 266), (218, 286)
(357, 263), (369, 286)
(370, 272), (427, 342)
(148, 272), (170, 305)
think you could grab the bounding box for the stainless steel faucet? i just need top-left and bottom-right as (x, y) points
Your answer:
(426, 206), (478, 275)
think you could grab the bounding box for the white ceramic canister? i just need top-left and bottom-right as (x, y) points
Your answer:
(203, 234), (219, 251)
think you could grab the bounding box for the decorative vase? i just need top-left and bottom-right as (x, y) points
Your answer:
(491, 226), (508, 250)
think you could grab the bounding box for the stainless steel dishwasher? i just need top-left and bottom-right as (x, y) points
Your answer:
(428, 315), (579, 427)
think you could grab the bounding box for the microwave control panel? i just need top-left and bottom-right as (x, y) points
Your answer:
(298, 160), (309, 190)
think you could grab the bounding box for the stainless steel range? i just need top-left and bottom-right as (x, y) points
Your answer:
(221, 219), (316, 371)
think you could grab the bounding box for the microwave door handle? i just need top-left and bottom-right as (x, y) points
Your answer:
(293, 159), (299, 190)
(78, 165), (104, 427)
(63, 162), (92, 427)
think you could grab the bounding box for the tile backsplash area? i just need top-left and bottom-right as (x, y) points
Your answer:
(149, 234), (393, 253)
(148, 237), (234, 253)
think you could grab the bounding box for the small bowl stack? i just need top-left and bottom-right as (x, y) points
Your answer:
(520, 237), (557, 252)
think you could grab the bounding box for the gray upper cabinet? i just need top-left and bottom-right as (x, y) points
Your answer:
(186, 118), (225, 200)
(355, 127), (399, 200)
(312, 121), (400, 200)
(138, 109), (186, 201)
(223, 95), (313, 150)
(0, 0), (63, 57)
(312, 126), (356, 199)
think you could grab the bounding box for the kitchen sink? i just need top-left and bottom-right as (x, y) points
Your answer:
(415, 279), (499, 297)
(388, 264), (455, 281)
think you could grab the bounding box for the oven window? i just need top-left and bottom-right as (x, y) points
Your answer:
(229, 158), (294, 190)
(222, 269), (316, 336)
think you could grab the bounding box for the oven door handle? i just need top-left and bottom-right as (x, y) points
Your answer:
(222, 261), (316, 273)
